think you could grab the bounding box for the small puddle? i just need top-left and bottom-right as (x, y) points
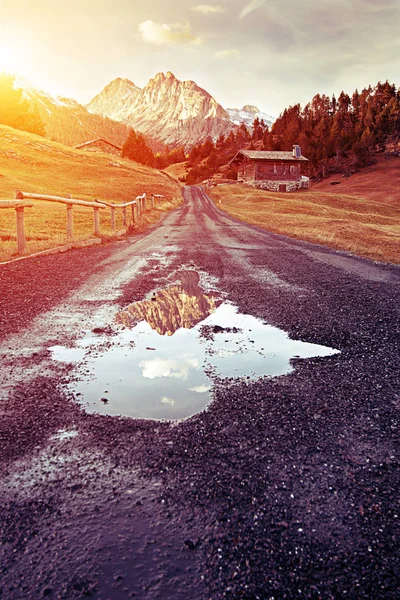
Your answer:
(50, 271), (339, 421)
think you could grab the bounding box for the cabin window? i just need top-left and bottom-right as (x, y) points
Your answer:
(275, 163), (286, 177)
(290, 165), (297, 175)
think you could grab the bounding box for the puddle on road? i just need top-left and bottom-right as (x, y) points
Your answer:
(50, 271), (339, 421)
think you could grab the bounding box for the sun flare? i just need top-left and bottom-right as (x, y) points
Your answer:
(0, 43), (19, 73)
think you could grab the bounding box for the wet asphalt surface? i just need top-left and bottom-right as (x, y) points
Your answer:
(0, 185), (399, 599)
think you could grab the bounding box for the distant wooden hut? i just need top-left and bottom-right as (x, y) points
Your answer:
(74, 138), (122, 157)
(231, 145), (310, 192)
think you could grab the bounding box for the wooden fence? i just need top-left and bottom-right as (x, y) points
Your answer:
(0, 190), (165, 256)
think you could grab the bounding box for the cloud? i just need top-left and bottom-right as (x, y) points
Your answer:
(160, 396), (177, 406)
(191, 4), (224, 14)
(189, 385), (210, 393)
(239, 0), (265, 19)
(215, 48), (240, 59)
(139, 20), (202, 46)
(140, 357), (199, 380)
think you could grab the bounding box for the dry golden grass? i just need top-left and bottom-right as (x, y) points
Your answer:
(314, 156), (400, 207)
(210, 179), (400, 264)
(163, 161), (189, 181)
(0, 125), (181, 261)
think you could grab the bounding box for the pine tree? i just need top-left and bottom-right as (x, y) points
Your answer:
(122, 129), (155, 166)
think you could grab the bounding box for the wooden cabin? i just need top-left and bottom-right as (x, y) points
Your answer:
(74, 138), (122, 157)
(231, 145), (310, 192)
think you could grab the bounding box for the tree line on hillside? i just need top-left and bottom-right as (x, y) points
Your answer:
(121, 123), (253, 181)
(122, 129), (186, 169)
(268, 80), (400, 176)
(183, 80), (400, 183)
(0, 74), (45, 136)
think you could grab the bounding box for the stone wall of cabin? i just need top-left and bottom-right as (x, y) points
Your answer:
(253, 180), (298, 192)
(252, 179), (310, 192)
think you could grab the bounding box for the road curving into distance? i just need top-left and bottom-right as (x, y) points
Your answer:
(0, 185), (399, 599)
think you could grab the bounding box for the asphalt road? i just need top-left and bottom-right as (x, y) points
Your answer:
(0, 186), (399, 599)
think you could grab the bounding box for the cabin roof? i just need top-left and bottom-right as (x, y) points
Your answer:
(232, 150), (308, 162)
(74, 138), (122, 151)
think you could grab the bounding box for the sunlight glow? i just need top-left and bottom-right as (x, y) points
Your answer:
(0, 43), (19, 72)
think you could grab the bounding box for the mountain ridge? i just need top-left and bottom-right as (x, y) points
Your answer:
(12, 75), (165, 152)
(87, 71), (236, 150)
(10, 72), (275, 152)
(226, 105), (275, 129)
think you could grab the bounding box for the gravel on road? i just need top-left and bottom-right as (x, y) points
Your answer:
(0, 186), (399, 599)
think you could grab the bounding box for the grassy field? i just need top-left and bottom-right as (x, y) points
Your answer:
(313, 157), (400, 206)
(209, 159), (400, 264)
(163, 161), (189, 181)
(0, 125), (181, 262)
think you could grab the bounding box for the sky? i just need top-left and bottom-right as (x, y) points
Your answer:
(0, 0), (399, 117)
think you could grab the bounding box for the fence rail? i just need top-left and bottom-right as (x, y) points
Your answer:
(1, 189), (164, 257)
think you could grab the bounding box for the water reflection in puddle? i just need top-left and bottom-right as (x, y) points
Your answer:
(50, 272), (339, 420)
(117, 270), (222, 335)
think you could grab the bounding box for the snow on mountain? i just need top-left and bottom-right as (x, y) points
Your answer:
(87, 72), (236, 150)
(226, 105), (275, 129)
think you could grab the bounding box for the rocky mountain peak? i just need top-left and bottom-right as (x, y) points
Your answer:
(87, 72), (235, 149)
(103, 77), (141, 95)
(152, 72), (166, 82)
(149, 71), (178, 86)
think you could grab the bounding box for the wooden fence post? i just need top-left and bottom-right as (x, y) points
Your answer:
(15, 207), (27, 254)
(93, 206), (100, 236)
(66, 206), (74, 240)
(110, 206), (116, 230)
(122, 207), (127, 227)
(66, 195), (73, 240)
(14, 191), (26, 254)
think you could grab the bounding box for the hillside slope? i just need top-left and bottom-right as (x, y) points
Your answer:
(14, 76), (132, 148)
(313, 156), (400, 207)
(0, 125), (181, 260)
(0, 125), (179, 200)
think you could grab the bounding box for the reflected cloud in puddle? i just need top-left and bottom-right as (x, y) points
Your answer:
(50, 272), (340, 421)
(140, 356), (199, 380)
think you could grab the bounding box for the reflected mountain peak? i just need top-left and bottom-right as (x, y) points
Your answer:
(117, 272), (222, 336)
